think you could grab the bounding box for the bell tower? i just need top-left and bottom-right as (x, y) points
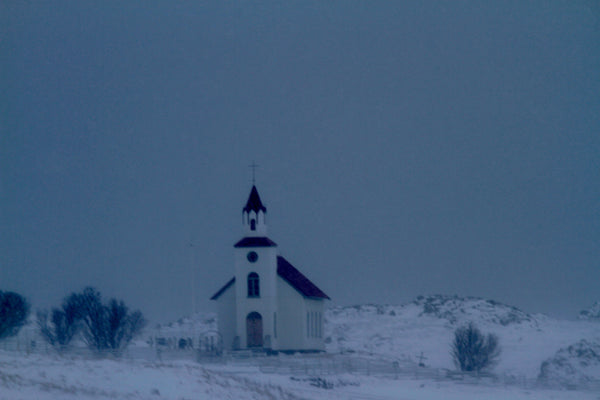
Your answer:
(234, 184), (278, 350)
(243, 185), (267, 236)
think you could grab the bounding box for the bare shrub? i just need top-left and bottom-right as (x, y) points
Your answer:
(38, 291), (88, 350)
(0, 291), (30, 340)
(77, 288), (146, 355)
(451, 322), (500, 372)
(105, 299), (146, 352)
(38, 287), (146, 356)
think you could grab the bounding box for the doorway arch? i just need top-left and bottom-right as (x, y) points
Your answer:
(246, 312), (263, 348)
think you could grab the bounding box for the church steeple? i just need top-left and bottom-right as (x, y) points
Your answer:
(243, 185), (267, 236)
(244, 186), (266, 214)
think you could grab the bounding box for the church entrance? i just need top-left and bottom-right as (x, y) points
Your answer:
(246, 312), (263, 348)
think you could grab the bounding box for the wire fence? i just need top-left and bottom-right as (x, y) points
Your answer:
(0, 327), (222, 359)
(2, 334), (599, 393)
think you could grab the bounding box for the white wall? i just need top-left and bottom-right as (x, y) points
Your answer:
(234, 245), (279, 349)
(216, 282), (237, 351)
(277, 277), (326, 352)
(276, 276), (306, 350)
(304, 297), (326, 351)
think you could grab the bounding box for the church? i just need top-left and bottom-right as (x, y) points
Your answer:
(211, 185), (330, 352)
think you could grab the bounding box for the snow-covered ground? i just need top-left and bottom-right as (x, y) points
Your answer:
(1, 296), (599, 400)
(325, 296), (600, 383)
(2, 350), (598, 400)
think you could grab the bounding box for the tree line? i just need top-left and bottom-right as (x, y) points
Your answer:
(3, 288), (502, 371)
(1, 288), (145, 356)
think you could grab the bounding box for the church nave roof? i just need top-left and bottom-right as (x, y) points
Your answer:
(277, 256), (330, 300)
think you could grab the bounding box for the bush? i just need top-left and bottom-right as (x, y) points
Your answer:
(451, 322), (500, 372)
(0, 291), (30, 340)
(106, 299), (146, 352)
(78, 287), (107, 352)
(78, 287), (146, 355)
(37, 291), (88, 350)
(38, 287), (146, 355)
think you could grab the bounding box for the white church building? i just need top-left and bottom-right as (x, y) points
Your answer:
(211, 185), (330, 352)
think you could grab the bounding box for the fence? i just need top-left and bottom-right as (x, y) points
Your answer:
(0, 328), (221, 362)
(3, 334), (599, 393)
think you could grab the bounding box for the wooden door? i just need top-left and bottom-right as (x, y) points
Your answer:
(246, 312), (263, 348)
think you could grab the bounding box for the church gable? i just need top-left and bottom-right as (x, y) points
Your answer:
(277, 256), (330, 300)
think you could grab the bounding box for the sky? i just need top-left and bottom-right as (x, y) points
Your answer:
(1, 1), (599, 323)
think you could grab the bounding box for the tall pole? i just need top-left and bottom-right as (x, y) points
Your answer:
(189, 240), (196, 316)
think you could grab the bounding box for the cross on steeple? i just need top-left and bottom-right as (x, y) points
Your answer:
(249, 161), (260, 184)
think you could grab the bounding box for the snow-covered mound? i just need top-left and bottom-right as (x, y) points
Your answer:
(538, 339), (600, 388)
(579, 301), (600, 321)
(152, 312), (217, 336)
(324, 295), (600, 383)
(413, 295), (537, 326)
(145, 312), (218, 350)
(325, 295), (540, 360)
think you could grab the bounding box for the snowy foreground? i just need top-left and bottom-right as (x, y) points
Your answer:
(1, 350), (598, 400)
(1, 296), (599, 400)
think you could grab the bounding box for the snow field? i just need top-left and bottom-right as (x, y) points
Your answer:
(2, 296), (599, 399)
(2, 350), (599, 400)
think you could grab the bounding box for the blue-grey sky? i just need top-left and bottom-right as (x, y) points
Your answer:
(1, 1), (598, 322)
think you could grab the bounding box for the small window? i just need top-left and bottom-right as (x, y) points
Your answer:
(247, 272), (260, 297)
(250, 219), (256, 231)
(306, 312), (310, 337)
(247, 251), (258, 263)
(318, 312), (322, 338)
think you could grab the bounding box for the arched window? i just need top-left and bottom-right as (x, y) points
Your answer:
(250, 219), (256, 231)
(247, 272), (260, 298)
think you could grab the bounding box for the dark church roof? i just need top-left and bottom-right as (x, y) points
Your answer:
(234, 237), (277, 248)
(210, 257), (330, 300)
(277, 256), (330, 299)
(243, 185), (267, 214)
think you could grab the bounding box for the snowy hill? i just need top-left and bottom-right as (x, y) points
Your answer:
(539, 339), (600, 388)
(324, 295), (600, 384)
(411, 294), (538, 326)
(143, 295), (600, 386)
(579, 301), (600, 321)
(142, 295), (599, 385)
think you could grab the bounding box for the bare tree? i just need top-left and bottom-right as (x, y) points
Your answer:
(0, 291), (30, 340)
(38, 287), (146, 356)
(78, 287), (108, 352)
(451, 322), (501, 372)
(105, 299), (146, 353)
(77, 287), (146, 355)
(37, 291), (88, 350)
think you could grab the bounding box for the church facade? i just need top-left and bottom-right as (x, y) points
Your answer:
(211, 185), (330, 352)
